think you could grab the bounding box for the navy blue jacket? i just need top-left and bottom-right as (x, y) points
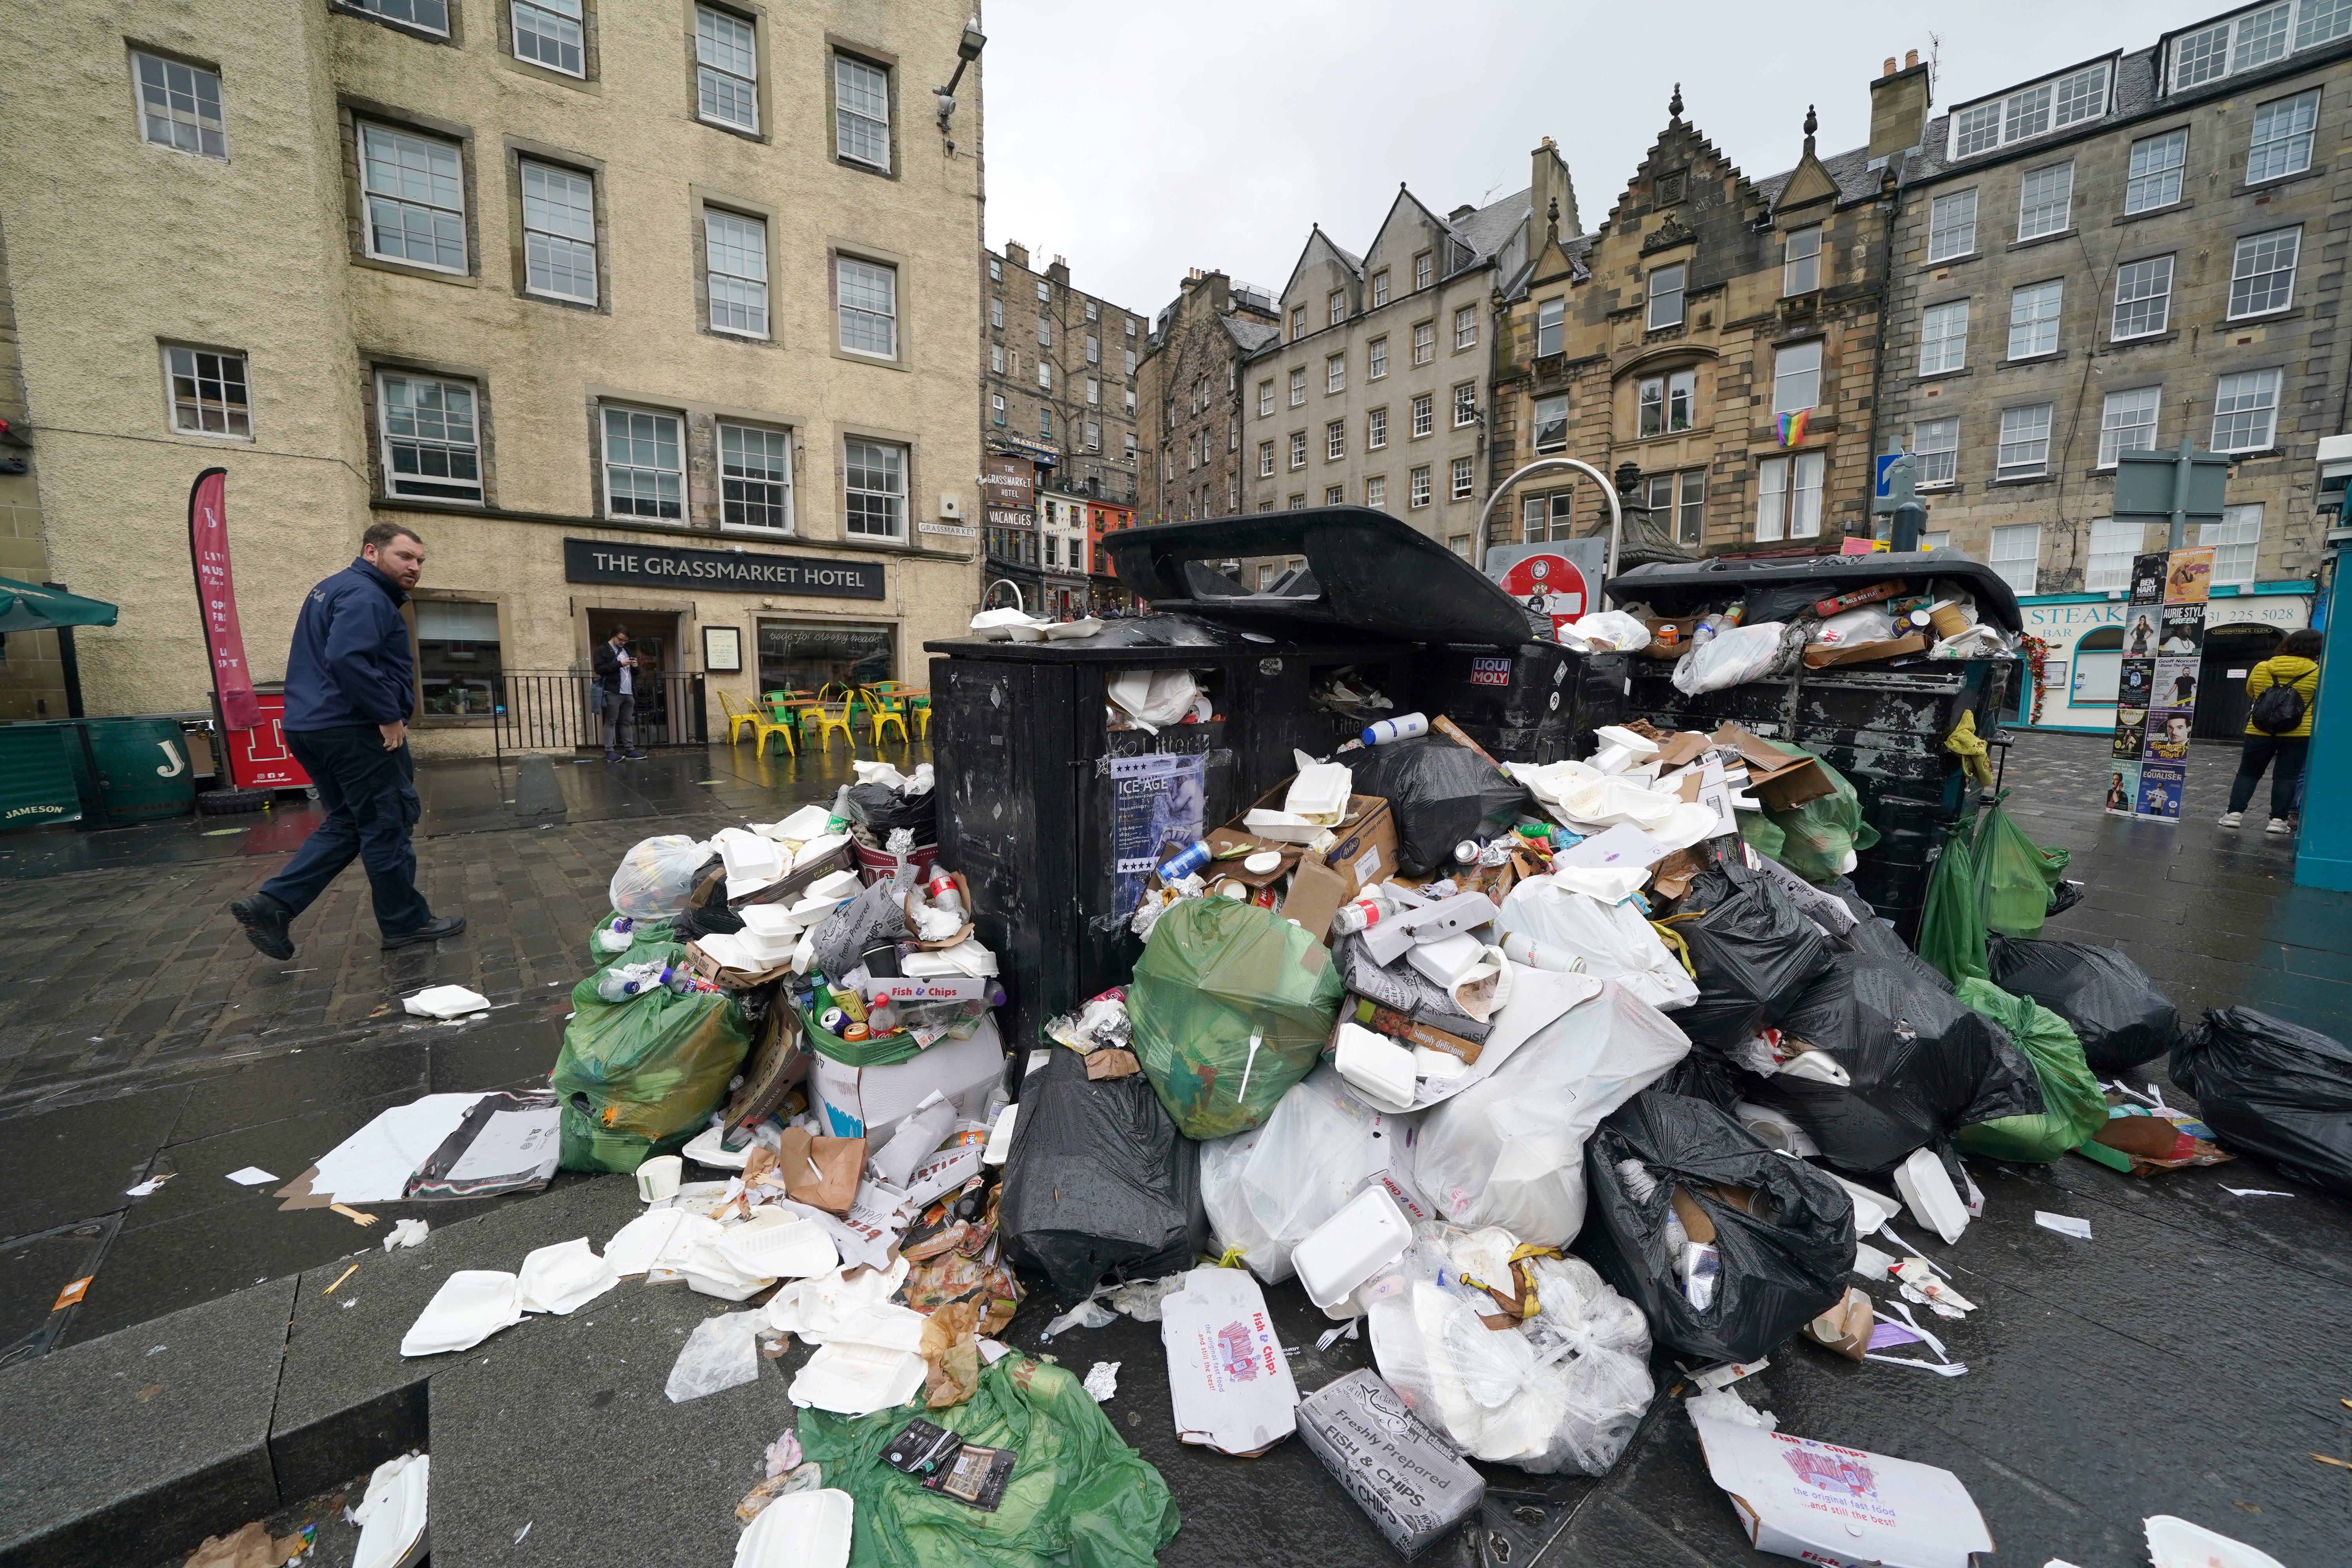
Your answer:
(282, 558), (414, 731)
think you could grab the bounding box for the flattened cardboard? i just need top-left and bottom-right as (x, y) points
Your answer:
(1347, 996), (1483, 1065)
(1803, 633), (1929, 670)
(723, 1007), (806, 1136)
(1161, 1266), (1300, 1457)
(1695, 1416), (1994, 1568)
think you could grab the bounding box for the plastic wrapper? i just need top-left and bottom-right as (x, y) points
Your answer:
(553, 943), (753, 1173)
(808, 878), (911, 982)
(608, 834), (712, 920)
(1671, 621), (1787, 695)
(1367, 1226), (1654, 1476)
(1747, 955), (2044, 1174)
(1972, 794), (2069, 939)
(1345, 737), (1530, 877)
(1987, 936), (2181, 1074)
(1199, 1066), (1421, 1283)
(796, 1354), (1180, 1568)
(1296, 1371), (1485, 1559)
(1665, 860), (1835, 1047)
(2170, 1007), (2352, 1198)
(1128, 895), (1345, 1139)
(1578, 1090), (1855, 1363)
(1415, 981), (1690, 1244)
(845, 779), (938, 843)
(1757, 747), (1879, 885)
(1497, 875), (1697, 1013)
(1000, 1047), (1205, 1305)
(664, 1309), (762, 1402)
(1949, 979), (2109, 1163)
(1562, 610), (1654, 652)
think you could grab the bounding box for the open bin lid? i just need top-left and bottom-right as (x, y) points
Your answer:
(1611, 551), (2024, 633)
(924, 611), (1409, 664)
(1100, 506), (1541, 649)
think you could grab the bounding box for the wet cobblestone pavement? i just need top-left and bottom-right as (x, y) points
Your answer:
(3, 731), (2349, 1567)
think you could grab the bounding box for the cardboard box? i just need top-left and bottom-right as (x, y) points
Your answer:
(1802, 632), (1929, 670)
(720, 1007), (807, 1135)
(808, 1018), (1005, 1147)
(1225, 783), (1399, 943)
(1161, 1265), (1299, 1457)
(1296, 1371), (1485, 1560)
(1694, 1417), (1994, 1568)
(1347, 996), (1482, 1065)
(1641, 616), (1703, 659)
(1711, 724), (1837, 811)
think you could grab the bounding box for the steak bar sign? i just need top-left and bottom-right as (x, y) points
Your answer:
(563, 538), (884, 599)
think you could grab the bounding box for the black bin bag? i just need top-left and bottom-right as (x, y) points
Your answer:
(1746, 956), (2045, 1174)
(1987, 936), (2181, 1074)
(999, 1046), (1207, 1304)
(844, 780), (938, 842)
(1345, 737), (1528, 877)
(1669, 860), (1836, 1047)
(1578, 1091), (1855, 1363)
(2171, 1007), (2352, 1198)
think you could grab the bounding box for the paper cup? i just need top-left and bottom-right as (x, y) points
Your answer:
(635, 1154), (682, 1203)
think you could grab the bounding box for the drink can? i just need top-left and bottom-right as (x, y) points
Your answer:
(1159, 840), (1212, 881)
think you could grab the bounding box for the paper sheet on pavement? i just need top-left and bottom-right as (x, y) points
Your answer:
(443, 1107), (561, 1186)
(225, 1167), (278, 1186)
(297, 1093), (489, 1204)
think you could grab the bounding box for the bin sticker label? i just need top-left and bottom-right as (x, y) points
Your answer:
(1111, 753), (1207, 919)
(1468, 657), (1512, 688)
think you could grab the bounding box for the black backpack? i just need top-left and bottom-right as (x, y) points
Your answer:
(2250, 679), (2307, 735)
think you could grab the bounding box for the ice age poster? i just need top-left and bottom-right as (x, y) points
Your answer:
(1111, 752), (1207, 918)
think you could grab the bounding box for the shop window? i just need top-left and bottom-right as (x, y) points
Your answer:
(2071, 625), (2125, 704)
(416, 601), (503, 717)
(757, 619), (893, 693)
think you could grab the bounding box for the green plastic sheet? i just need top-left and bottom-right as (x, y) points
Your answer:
(1759, 746), (1881, 885)
(797, 1354), (1180, 1568)
(552, 942), (751, 1172)
(1972, 791), (2069, 939)
(1951, 978), (2108, 1162)
(1128, 895), (1345, 1140)
(1916, 821), (1988, 985)
(800, 1000), (925, 1068)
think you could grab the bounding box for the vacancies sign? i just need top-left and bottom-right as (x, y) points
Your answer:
(563, 538), (884, 599)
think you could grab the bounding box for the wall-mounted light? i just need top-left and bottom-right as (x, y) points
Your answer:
(935, 17), (985, 149)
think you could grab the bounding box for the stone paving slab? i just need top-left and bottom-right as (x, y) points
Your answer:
(0, 1277), (295, 1568)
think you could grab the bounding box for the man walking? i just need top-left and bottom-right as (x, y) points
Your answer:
(594, 625), (647, 762)
(227, 524), (464, 959)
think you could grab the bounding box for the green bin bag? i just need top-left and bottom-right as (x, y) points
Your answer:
(1916, 822), (1988, 985)
(1128, 895), (1345, 1140)
(586, 911), (673, 973)
(1760, 746), (1881, 885)
(1972, 791), (2069, 939)
(1951, 978), (2108, 1163)
(1736, 810), (1786, 865)
(798, 1354), (1179, 1568)
(551, 942), (752, 1172)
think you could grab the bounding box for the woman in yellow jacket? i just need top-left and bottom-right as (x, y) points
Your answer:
(2221, 628), (2321, 833)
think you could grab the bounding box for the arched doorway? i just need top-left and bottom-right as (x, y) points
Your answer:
(2069, 625), (2125, 710)
(2196, 622), (2286, 739)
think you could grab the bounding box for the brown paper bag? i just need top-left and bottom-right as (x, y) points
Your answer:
(1802, 1285), (1875, 1362)
(777, 1126), (865, 1214)
(1084, 1047), (1142, 1080)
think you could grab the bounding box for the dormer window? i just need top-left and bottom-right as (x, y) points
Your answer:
(2171, 1), (2352, 91)
(1949, 60), (2110, 160)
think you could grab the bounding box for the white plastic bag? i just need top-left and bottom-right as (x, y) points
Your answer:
(1200, 1067), (1422, 1284)
(1671, 621), (1787, 695)
(1413, 981), (1689, 1244)
(665, 1309), (763, 1402)
(1498, 875), (1698, 1012)
(609, 834), (712, 919)
(1811, 605), (1894, 646)
(1105, 668), (1203, 730)
(1367, 1227), (1654, 1475)
(1564, 611), (1654, 652)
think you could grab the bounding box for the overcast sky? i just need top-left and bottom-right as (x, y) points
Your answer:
(980, 0), (2239, 318)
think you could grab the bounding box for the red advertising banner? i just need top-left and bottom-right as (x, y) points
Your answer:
(187, 467), (261, 730)
(222, 691), (308, 789)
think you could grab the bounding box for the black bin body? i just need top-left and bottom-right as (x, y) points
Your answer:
(928, 616), (1403, 1052)
(1406, 644), (1632, 764)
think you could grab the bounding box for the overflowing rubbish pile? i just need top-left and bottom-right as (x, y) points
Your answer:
(334, 645), (2339, 1568)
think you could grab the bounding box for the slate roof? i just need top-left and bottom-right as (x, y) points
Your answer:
(1223, 315), (1280, 354)
(1450, 187), (1533, 265)
(1753, 143), (1880, 209)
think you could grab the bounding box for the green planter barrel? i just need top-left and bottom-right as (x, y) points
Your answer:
(0, 723), (80, 829)
(60, 720), (198, 822)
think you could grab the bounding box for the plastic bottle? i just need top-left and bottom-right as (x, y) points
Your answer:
(1362, 712), (1430, 746)
(867, 997), (897, 1034)
(596, 960), (671, 1002)
(595, 916), (635, 953)
(1159, 840), (1212, 881)
(1501, 932), (1583, 972)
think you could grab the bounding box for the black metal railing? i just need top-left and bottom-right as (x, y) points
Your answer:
(492, 670), (706, 755)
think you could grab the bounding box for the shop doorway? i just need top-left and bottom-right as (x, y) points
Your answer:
(587, 609), (681, 742)
(2196, 624), (2286, 740)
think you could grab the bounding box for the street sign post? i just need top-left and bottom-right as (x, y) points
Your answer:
(2114, 440), (2229, 549)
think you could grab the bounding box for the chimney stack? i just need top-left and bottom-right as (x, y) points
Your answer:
(1530, 136), (1579, 243)
(1004, 240), (1029, 270)
(1868, 50), (1932, 160)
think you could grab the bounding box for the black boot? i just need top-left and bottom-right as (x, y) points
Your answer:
(230, 893), (295, 960)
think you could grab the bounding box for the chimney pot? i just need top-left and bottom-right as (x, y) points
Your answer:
(1906, 48), (1919, 68)
(1883, 56), (1896, 76)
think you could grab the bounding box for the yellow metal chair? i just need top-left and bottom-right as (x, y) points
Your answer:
(862, 686), (910, 746)
(913, 697), (932, 741)
(806, 687), (859, 754)
(751, 703), (798, 758)
(716, 689), (760, 746)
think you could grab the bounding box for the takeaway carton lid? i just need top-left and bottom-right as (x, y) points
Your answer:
(1693, 1417), (1994, 1568)
(1161, 1265), (1299, 1457)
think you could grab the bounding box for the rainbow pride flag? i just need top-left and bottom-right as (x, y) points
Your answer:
(1776, 410), (1811, 448)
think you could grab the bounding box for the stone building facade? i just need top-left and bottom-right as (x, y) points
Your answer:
(1138, 269), (1279, 526)
(1875, 5), (2352, 599)
(0, 0), (987, 751)
(1241, 162), (1555, 558)
(1488, 98), (1892, 559)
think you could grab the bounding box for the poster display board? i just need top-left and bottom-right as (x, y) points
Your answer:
(2107, 546), (2213, 822)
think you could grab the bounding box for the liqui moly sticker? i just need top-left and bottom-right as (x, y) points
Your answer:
(1468, 657), (1513, 688)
